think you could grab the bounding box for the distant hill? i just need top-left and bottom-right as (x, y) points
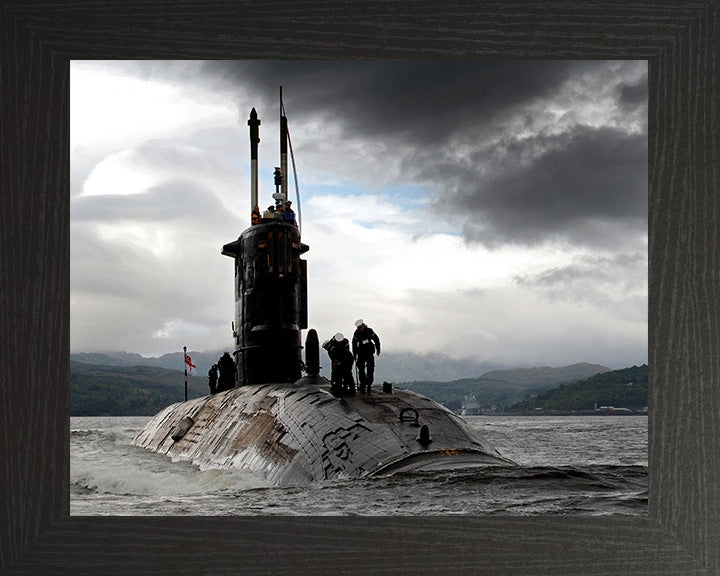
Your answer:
(374, 353), (509, 383)
(70, 350), (511, 384)
(70, 351), (225, 377)
(504, 365), (648, 413)
(401, 362), (610, 413)
(480, 363), (611, 388)
(69, 357), (615, 416)
(70, 361), (207, 416)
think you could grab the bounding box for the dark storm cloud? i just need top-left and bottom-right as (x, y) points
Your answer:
(617, 74), (648, 111)
(134, 60), (647, 249)
(194, 60), (647, 249)
(442, 126), (648, 247)
(199, 60), (597, 144)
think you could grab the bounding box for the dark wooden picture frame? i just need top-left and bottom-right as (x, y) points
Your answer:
(2, 2), (717, 574)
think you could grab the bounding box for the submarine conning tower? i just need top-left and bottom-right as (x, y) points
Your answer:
(222, 99), (309, 386)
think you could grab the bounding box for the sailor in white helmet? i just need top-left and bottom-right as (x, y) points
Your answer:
(351, 319), (381, 393)
(323, 332), (355, 395)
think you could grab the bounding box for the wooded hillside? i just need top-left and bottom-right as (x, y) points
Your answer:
(70, 362), (207, 416)
(504, 365), (648, 412)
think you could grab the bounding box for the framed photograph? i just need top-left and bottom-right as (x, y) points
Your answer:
(2, 1), (717, 574)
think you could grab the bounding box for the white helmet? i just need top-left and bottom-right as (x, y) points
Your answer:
(334, 332), (344, 342)
(354, 319), (364, 328)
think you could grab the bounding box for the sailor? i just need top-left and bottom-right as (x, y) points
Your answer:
(251, 205), (261, 225)
(322, 339), (339, 392)
(263, 205), (276, 219)
(217, 352), (237, 392)
(352, 319), (381, 393)
(283, 201), (296, 225)
(324, 333), (355, 395)
(208, 364), (219, 395)
(272, 187), (286, 219)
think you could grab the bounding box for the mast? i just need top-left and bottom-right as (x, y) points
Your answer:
(280, 86), (288, 202)
(183, 346), (188, 401)
(248, 107), (261, 213)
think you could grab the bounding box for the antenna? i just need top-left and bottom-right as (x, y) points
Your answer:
(286, 120), (302, 233)
(280, 86), (288, 203)
(280, 88), (303, 232)
(248, 108), (261, 214)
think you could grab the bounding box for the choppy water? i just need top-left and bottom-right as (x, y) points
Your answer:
(70, 415), (647, 516)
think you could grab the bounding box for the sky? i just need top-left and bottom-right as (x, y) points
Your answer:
(70, 60), (648, 369)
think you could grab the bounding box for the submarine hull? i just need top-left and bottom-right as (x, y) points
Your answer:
(131, 378), (513, 486)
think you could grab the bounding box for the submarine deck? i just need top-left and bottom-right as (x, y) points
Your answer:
(132, 375), (513, 486)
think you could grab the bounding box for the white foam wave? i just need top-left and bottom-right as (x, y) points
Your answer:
(70, 417), (270, 497)
(72, 453), (269, 496)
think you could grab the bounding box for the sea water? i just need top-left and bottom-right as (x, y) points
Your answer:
(70, 415), (647, 516)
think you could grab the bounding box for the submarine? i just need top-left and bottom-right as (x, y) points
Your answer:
(132, 93), (514, 485)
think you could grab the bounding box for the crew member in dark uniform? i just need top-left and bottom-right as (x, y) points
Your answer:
(208, 364), (219, 394)
(283, 201), (296, 225)
(323, 333), (355, 395)
(352, 319), (381, 393)
(217, 352), (237, 392)
(321, 339), (338, 391)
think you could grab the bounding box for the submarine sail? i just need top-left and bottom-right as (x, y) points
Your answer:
(220, 208), (308, 385)
(221, 104), (308, 386)
(132, 94), (514, 486)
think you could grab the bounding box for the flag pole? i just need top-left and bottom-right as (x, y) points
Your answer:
(183, 346), (188, 401)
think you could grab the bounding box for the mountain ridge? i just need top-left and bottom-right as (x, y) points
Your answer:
(69, 357), (614, 416)
(70, 350), (613, 384)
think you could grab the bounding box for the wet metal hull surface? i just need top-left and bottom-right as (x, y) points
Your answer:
(132, 375), (513, 485)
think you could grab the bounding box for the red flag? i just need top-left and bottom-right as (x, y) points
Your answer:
(184, 354), (196, 371)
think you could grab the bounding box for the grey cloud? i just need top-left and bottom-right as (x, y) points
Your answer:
(71, 150), (107, 199)
(516, 253), (646, 288)
(134, 60), (647, 250)
(435, 126), (647, 248)
(381, 284), (646, 368)
(71, 213), (233, 353)
(514, 253), (648, 322)
(200, 60), (601, 145)
(617, 75), (648, 111)
(71, 179), (231, 223)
